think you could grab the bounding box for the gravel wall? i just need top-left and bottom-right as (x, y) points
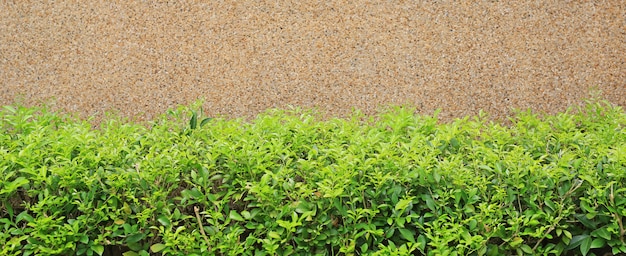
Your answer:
(1, 1), (624, 124)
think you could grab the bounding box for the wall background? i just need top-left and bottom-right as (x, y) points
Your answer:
(1, 1), (624, 124)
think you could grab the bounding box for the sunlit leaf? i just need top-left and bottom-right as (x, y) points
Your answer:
(395, 198), (413, 212)
(150, 243), (166, 253)
(229, 211), (244, 222)
(91, 245), (104, 256)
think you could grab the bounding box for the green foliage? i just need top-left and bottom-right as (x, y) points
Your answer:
(1, 98), (625, 255)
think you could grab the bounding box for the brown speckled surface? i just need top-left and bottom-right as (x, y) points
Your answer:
(1, 1), (624, 124)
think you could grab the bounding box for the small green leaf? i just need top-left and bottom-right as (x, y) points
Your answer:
(590, 238), (605, 249)
(433, 170), (441, 183)
(580, 236), (592, 256)
(478, 165), (493, 171)
(361, 243), (368, 253)
(574, 214), (597, 229)
(1, 177), (29, 194)
(468, 219), (477, 231)
(229, 211), (244, 222)
(395, 216), (406, 228)
(123, 202), (132, 215)
(150, 243), (166, 253)
(544, 199), (557, 212)
(241, 210), (251, 220)
(16, 211), (34, 223)
(5, 204), (13, 219)
(591, 227), (611, 240)
(450, 137), (460, 149)
(510, 237), (524, 248)
(333, 198), (348, 215)
(395, 198), (412, 212)
(79, 235), (89, 244)
(563, 229), (572, 240)
(206, 193), (217, 202)
(585, 212), (597, 219)
(295, 201), (311, 214)
(580, 200), (595, 214)
(422, 194), (437, 211)
(189, 111), (198, 130)
(520, 244), (533, 254)
(417, 234), (427, 251)
(91, 245), (104, 256)
(157, 215), (171, 227)
(190, 170), (198, 182)
(183, 188), (203, 200)
(126, 233), (146, 244)
(173, 208), (181, 219)
(200, 118), (213, 127)
(495, 162), (504, 174)
(0, 218), (13, 226)
(268, 231), (280, 239)
(398, 228), (415, 243)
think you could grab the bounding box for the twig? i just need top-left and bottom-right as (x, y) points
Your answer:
(532, 179), (582, 251)
(532, 217), (561, 251)
(194, 206), (211, 249)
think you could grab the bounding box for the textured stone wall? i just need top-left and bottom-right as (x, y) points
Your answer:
(1, 1), (624, 124)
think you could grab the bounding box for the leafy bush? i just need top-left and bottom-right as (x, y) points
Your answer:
(1, 99), (625, 255)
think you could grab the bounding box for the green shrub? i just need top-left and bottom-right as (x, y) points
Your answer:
(0, 99), (624, 255)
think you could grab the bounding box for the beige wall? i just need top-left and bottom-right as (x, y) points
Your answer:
(1, 1), (624, 124)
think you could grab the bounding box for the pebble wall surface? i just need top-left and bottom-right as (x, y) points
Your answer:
(1, 1), (624, 124)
